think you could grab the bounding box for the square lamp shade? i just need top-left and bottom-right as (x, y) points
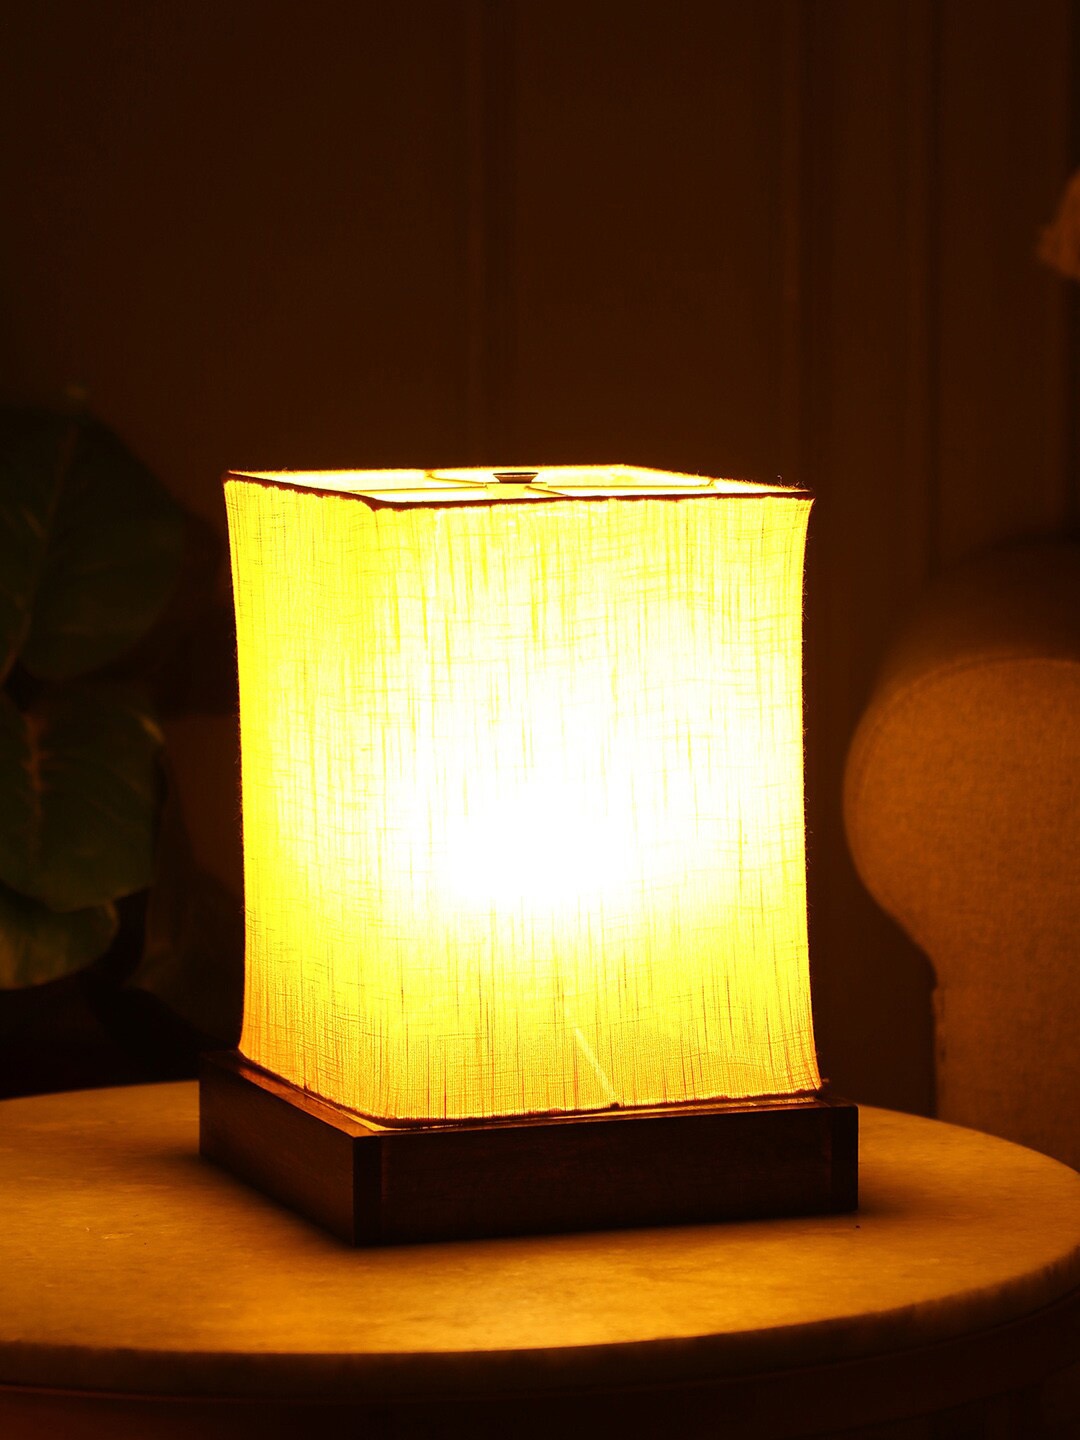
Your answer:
(199, 465), (857, 1243)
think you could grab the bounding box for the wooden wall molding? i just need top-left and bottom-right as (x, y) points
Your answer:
(465, 0), (517, 464)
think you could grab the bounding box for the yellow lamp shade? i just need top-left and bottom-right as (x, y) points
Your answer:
(225, 465), (821, 1125)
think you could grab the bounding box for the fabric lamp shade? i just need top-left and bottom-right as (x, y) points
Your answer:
(224, 466), (822, 1127)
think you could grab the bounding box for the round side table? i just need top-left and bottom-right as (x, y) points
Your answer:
(1, 1082), (1078, 1439)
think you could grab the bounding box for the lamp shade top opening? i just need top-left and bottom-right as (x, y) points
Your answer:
(232, 464), (797, 504)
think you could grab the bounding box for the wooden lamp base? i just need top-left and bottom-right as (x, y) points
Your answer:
(199, 1052), (858, 1245)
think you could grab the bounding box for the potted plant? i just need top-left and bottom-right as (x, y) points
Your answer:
(0, 405), (192, 1092)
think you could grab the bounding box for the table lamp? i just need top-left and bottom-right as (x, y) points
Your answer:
(199, 465), (857, 1244)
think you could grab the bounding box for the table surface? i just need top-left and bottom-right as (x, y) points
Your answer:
(1, 1082), (1079, 1406)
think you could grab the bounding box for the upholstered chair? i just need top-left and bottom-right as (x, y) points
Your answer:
(844, 541), (1080, 1171)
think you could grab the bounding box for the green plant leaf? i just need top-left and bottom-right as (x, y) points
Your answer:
(0, 882), (117, 988)
(0, 685), (163, 910)
(0, 409), (185, 681)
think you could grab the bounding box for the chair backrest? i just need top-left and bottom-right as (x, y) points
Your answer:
(844, 542), (1080, 1170)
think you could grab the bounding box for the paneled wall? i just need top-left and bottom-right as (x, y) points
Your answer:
(0, 0), (1075, 1111)
(798, 0), (1076, 1109)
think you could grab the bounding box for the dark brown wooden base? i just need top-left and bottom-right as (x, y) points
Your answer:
(199, 1052), (858, 1245)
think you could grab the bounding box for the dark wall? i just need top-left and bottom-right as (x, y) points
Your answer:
(1, 0), (1076, 1112)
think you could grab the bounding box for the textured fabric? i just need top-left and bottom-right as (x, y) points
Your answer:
(844, 543), (1080, 1170)
(227, 472), (820, 1123)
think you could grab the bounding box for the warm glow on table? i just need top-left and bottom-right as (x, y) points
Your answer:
(226, 467), (820, 1123)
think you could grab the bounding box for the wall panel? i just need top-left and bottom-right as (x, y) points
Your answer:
(936, 0), (1074, 563)
(0, 2), (475, 523)
(798, 0), (940, 1111)
(502, 0), (791, 477)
